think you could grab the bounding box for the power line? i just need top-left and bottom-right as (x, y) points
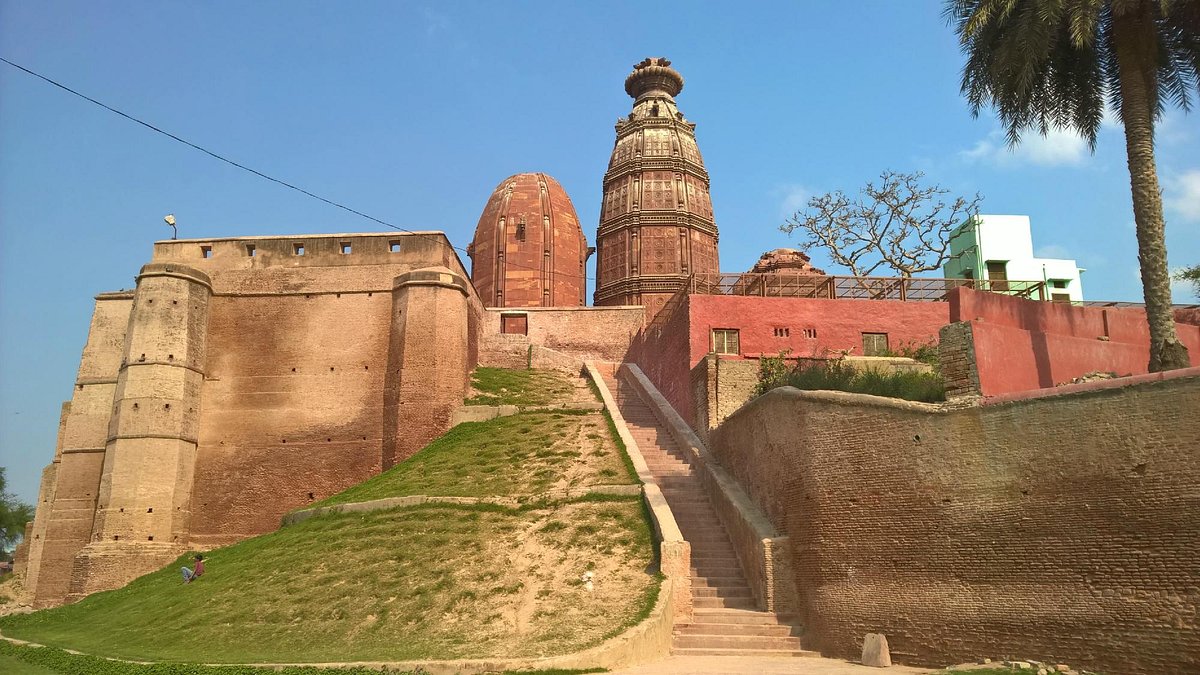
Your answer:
(0, 56), (596, 282)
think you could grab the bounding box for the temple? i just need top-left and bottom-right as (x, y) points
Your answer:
(594, 58), (720, 320)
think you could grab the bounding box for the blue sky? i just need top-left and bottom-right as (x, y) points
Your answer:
(1, 1), (1197, 503)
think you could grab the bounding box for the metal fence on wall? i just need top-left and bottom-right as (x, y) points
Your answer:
(643, 273), (1047, 336)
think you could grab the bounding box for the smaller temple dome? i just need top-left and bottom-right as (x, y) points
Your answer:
(467, 173), (590, 308)
(750, 248), (826, 275)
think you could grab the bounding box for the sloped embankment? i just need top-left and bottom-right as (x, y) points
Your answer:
(0, 368), (656, 665)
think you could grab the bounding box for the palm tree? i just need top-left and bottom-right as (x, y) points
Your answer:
(946, 0), (1198, 371)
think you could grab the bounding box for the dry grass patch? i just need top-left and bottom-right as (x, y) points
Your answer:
(465, 367), (580, 407)
(313, 411), (635, 507)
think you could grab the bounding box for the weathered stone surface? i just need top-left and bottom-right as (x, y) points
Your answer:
(24, 233), (484, 606)
(468, 172), (589, 308)
(594, 57), (720, 320)
(749, 248), (825, 276)
(861, 633), (891, 667)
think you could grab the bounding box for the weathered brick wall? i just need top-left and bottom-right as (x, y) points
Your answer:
(28, 293), (132, 607)
(630, 296), (695, 421)
(479, 306), (644, 366)
(938, 322), (980, 398)
(709, 371), (1200, 673)
(27, 233), (482, 603)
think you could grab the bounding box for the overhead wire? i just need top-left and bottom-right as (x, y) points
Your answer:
(0, 56), (596, 282)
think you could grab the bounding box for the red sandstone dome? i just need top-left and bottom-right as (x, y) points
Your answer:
(467, 173), (590, 308)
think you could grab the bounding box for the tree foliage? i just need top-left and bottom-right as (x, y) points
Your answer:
(780, 170), (982, 277)
(946, 0), (1199, 371)
(1, 467), (35, 557)
(1177, 264), (1200, 299)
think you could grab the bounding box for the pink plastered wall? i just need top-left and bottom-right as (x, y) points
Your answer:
(686, 295), (949, 362)
(950, 287), (1200, 396)
(633, 294), (951, 420)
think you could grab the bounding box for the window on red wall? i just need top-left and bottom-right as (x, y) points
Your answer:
(712, 329), (740, 355)
(862, 332), (889, 356)
(773, 327), (790, 338)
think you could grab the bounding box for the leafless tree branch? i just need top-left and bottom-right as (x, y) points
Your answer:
(780, 170), (983, 277)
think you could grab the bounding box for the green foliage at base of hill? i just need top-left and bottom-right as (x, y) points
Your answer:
(311, 411), (636, 508)
(0, 500), (655, 663)
(0, 369), (656, 667)
(465, 368), (576, 407)
(757, 357), (946, 403)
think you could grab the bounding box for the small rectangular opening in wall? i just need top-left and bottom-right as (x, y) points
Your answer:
(200, 245), (213, 259)
(712, 328), (740, 355)
(389, 240), (402, 253)
(340, 242), (352, 254)
(773, 327), (790, 338)
(501, 314), (528, 335)
(293, 243), (306, 256)
(802, 328), (817, 339)
(246, 244), (256, 257)
(862, 332), (889, 356)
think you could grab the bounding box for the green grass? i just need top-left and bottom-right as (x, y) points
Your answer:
(0, 640), (418, 674)
(0, 501), (655, 663)
(0, 369), (656, 666)
(310, 411), (636, 508)
(759, 358), (946, 403)
(465, 367), (576, 407)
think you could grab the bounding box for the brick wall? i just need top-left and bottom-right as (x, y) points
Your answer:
(709, 370), (1200, 673)
(635, 294), (950, 425)
(479, 306), (644, 367)
(25, 233), (482, 604)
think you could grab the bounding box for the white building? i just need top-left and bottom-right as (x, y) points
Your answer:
(944, 214), (1085, 302)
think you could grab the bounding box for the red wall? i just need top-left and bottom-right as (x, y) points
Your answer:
(633, 294), (951, 420)
(686, 295), (950, 362)
(951, 288), (1200, 396)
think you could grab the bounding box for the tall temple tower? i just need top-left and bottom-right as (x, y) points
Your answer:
(594, 57), (719, 319)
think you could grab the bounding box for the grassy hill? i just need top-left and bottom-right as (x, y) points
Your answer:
(0, 367), (656, 667)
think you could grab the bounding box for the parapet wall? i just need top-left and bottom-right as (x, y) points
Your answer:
(945, 287), (1200, 396)
(709, 369), (1200, 673)
(480, 306), (644, 370)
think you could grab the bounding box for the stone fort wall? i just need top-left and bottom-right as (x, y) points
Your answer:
(709, 370), (1200, 674)
(23, 232), (481, 606)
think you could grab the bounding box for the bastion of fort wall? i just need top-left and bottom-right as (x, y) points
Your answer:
(709, 369), (1200, 674)
(23, 232), (482, 606)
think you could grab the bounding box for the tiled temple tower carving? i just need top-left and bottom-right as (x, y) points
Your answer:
(594, 58), (720, 319)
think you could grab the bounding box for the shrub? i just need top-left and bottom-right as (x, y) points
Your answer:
(759, 358), (945, 403)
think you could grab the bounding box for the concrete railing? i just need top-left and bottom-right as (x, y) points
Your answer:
(585, 361), (692, 623)
(621, 363), (800, 615)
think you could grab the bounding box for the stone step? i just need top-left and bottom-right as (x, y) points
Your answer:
(675, 622), (799, 637)
(693, 595), (758, 609)
(691, 586), (752, 599)
(691, 608), (785, 625)
(691, 576), (751, 589)
(670, 647), (817, 657)
(672, 634), (805, 651)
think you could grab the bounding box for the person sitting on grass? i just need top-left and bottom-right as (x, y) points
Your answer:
(182, 554), (205, 584)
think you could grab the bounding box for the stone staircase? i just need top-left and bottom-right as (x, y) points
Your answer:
(599, 369), (812, 658)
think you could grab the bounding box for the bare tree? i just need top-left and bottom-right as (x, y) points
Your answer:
(781, 170), (982, 277)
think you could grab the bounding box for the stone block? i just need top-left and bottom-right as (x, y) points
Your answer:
(861, 633), (891, 667)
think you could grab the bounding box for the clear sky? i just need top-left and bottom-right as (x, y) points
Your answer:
(1, 1), (1197, 504)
